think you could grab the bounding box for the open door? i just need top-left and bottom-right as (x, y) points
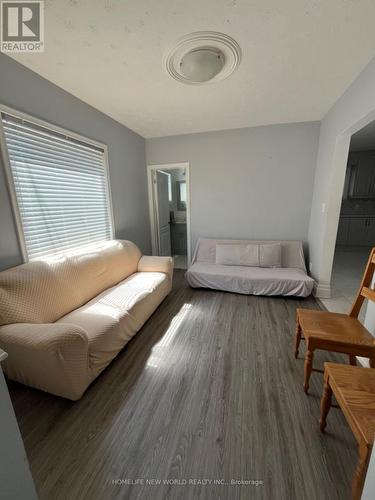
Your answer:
(148, 162), (191, 267)
(155, 170), (171, 256)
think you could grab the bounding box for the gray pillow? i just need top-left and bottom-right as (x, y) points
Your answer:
(215, 244), (259, 266)
(259, 243), (282, 267)
(215, 243), (282, 267)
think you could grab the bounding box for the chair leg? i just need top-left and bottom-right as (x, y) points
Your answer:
(352, 443), (371, 500)
(370, 357), (375, 369)
(294, 318), (302, 359)
(319, 377), (332, 432)
(349, 355), (357, 366)
(304, 348), (314, 394)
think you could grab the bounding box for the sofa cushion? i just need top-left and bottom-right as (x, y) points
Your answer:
(259, 243), (281, 268)
(0, 240), (142, 326)
(215, 244), (259, 266)
(70, 240), (142, 304)
(57, 271), (170, 374)
(185, 262), (314, 297)
(192, 238), (307, 271)
(215, 243), (282, 268)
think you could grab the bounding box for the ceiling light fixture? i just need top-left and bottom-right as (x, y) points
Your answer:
(165, 31), (241, 85)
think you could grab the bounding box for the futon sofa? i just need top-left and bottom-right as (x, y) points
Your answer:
(185, 238), (314, 297)
(0, 240), (173, 400)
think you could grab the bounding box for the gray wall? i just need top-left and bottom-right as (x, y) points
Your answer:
(307, 55), (375, 336)
(147, 122), (320, 254)
(0, 54), (150, 271)
(308, 55), (375, 287)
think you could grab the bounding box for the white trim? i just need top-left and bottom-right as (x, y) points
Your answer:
(147, 162), (191, 266)
(103, 145), (115, 239)
(0, 103), (114, 261)
(0, 115), (28, 261)
(313, 282), (331, 299)
(0, 104), (107, 149)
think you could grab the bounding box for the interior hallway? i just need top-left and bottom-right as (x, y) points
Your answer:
(319, 245), (371, 321)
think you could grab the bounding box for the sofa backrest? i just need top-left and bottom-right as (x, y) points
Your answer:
(192, 238), (307, 271)
(0, 240), (142, 326)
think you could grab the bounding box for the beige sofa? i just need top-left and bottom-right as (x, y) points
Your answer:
(0, 240), (173, 400)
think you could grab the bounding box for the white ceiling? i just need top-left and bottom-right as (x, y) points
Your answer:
(9, 0), (375, 138)
(350, 120), (375, 151)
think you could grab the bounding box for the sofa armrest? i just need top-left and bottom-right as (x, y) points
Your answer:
(0, 323), (89, 400)
(138, 255), (174, 282)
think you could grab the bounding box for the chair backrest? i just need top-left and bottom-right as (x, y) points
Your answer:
(350, 247), (375, 318)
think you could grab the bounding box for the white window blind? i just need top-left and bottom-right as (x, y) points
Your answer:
(1, 112), (113, 260)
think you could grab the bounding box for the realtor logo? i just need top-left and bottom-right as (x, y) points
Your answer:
(1, 1), (44, 52)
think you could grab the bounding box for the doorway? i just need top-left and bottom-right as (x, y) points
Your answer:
(147, 162), (191, 269)
(321, 121), (375, 318)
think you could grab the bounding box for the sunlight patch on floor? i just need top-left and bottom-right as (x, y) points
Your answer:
(146, 303), (192, 368)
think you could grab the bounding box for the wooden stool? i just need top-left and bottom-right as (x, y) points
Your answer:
(295, 247), (375, 393)
(319, 363), (375, 500)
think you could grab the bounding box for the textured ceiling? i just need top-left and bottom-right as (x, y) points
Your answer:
(9, 0), (375, 138)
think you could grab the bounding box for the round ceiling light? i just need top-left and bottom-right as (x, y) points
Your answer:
(165, 32), (241, 85)
(180, 48), (225, 83)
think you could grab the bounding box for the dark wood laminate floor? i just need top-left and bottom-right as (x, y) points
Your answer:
(8, 271), (356, 500)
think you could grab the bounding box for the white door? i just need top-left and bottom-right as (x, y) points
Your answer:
(155, 171), (171, 256)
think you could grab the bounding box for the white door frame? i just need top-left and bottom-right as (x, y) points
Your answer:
(321, 106), (375, 296)
(147, 162), (192, 266)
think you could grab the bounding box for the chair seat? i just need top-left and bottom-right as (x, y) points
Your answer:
(319, 363), (375, 499)
(295, 248), (375, 396)
(323, 363), (375, 444)
(297, 308), (374, 348)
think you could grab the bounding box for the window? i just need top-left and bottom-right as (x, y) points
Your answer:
(176, 180), (187, 210)
(0, 110), (114, 261)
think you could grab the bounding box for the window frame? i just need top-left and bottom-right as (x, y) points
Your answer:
(0, 104), (115, 262)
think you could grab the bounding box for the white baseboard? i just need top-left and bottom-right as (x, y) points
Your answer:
(313, 282), (331, 299)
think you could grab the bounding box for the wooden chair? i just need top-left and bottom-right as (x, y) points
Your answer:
(319, 363), (375, 500)
(295, 247), (375, 394)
